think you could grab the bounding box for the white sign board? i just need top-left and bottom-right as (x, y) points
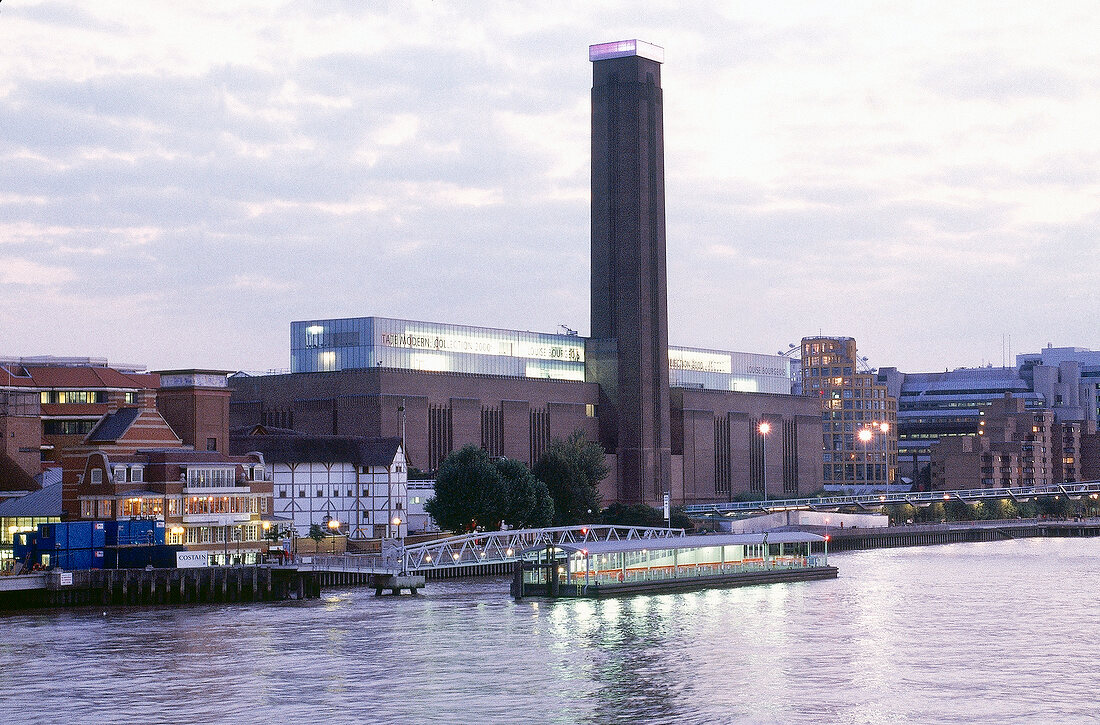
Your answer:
(176, 551), (209, 568)
(59, 572), (73, 586)
(663, 492), (671, 521)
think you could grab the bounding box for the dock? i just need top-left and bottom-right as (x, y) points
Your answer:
(0, 566), (322, 610)
(513, 531), (835, 599)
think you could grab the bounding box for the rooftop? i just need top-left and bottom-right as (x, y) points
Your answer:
(526, 531), (824, 557)
(0, 482), (61, 517)
(589, 39), (664, 63)
(229, 426), (402, 467)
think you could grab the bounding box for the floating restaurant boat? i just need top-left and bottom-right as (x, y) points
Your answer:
(512, 532), (836, 599)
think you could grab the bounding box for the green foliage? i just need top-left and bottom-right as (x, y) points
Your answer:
(307, 524), (325, 543)
(601, 503), (697, 533)
(943, 499), (973, 521)
(533, 430), (608, 526)
(261, 525), (290, 543)
(914, 501), (945, 523)
(601, 503), (663, 527)
(425, 446), (555, 533)
(426, 446), (505, 533)
(496, 457), (555, 530)
(980, 498), (1019, 520)
(888, 503), (917, 523)
(1037, 495), (1074, 518)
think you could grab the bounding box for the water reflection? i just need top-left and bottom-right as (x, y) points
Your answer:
(2, 538), (1100, 723)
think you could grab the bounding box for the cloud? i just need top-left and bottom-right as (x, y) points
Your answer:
(922, 57), (1081, 102)
(0, 258), (76, 285)
(1, 2), (1099, 373)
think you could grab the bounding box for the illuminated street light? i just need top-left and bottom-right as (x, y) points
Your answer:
(326, 517), (341, 554)
(758, 421), (771, 502)
(857, 427), (876, 503)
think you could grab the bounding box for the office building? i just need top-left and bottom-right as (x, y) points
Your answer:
(801, 336), (898, 491)
(879, 344), (1100, 485)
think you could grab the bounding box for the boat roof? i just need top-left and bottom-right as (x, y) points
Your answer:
(522, 532), (824, 557)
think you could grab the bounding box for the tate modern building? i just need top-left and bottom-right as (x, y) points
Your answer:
(230, 41), (823, 507)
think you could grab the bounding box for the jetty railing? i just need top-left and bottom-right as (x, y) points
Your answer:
(402, 525), (685, 573)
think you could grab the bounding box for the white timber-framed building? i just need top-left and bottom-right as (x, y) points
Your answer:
(230, 426), (407, 540)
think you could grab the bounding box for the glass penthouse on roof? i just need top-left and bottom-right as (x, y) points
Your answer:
(292, 317), (793, 393)
(292, 317), (586, 380)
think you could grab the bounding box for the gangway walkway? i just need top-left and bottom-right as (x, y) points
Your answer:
(402, 524), (684, 573)
(303, 524), (686, 576)
(684, 481), (1100, 517)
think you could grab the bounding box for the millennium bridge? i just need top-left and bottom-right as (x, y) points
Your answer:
(682, 481), (1100, 517)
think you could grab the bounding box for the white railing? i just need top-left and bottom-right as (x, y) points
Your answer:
(403, 525), (685, 572)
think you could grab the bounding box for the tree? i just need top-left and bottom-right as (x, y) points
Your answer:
(601, 503), (664, 528)
(425, 447), (555, 533)
(426, 445), (506, 533)
(262, 525), (290, 543)
(601, 503), (696, 533)
(496, 457), (554, 529)
(307, 524), (325, 544)
(533, 430), (609, 526)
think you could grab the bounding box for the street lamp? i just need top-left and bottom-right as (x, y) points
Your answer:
(392, 516), (405, 572)
(860, 422), (890, 494)
(858, 427), (874, 490)
(758, 421), (771, 502)
(878, 422), (890, 494)
(327, 517), (340, 554)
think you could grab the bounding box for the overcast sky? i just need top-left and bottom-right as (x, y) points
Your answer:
(3, 1), (1099, 373)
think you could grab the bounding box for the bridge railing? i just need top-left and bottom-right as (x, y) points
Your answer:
(683, 481), (1100, 516)
(307, 554), (400, 573)
(402, 524), (686, 572)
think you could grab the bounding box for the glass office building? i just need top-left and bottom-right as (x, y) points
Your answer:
(292, 318), (793, 394)
(669, 346), (791, 394)
(291, 317), (587, 380)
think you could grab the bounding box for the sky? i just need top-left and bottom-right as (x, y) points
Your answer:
(2, 1), (1099, 374)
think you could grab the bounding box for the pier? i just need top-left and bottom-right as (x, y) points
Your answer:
(0, 566), (321, 610)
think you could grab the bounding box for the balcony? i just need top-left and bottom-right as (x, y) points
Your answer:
(182, 512), (255, 526)
(183, 484), (252, 495)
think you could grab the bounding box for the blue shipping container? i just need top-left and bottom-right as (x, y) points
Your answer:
(91, 521), (107, 548)
(105, 521), (124, 546)
(67, 521), (93, 550)
(37, 522), (66, 550)
(91, 549), (105, 569)
(115, 544), (182, 569)
(13, 532), (35, 564)
(54, 549), (93, 570)
(126, 520), (157, 546)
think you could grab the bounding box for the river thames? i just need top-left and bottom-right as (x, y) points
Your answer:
(3, 537), (1099, 724)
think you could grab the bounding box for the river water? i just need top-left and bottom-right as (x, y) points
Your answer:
(3, 537), (1099, 724)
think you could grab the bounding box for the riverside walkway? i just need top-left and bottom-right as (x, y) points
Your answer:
(800, 516), (1100, 552)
